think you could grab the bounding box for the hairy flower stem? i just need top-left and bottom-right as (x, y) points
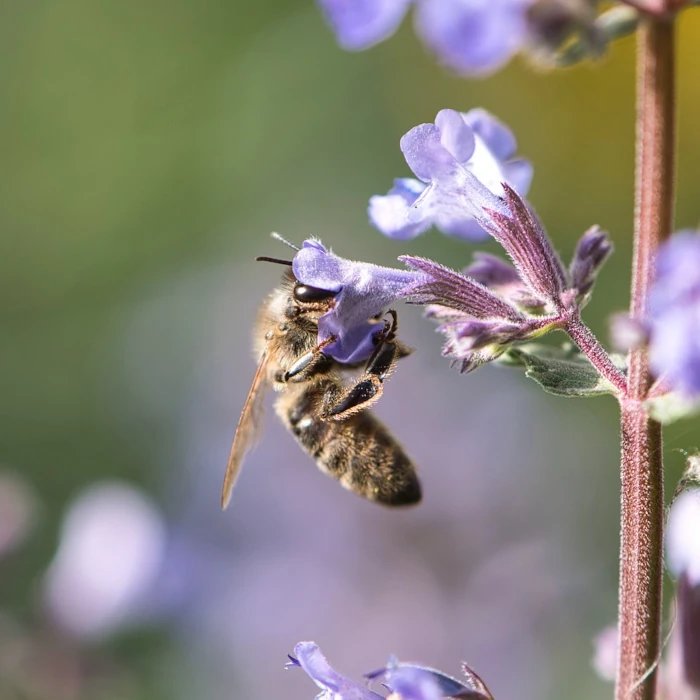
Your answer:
(565, 315), (627, 394)
(616, 16), (675, 700)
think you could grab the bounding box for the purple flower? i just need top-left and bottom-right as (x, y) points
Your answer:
(415, 0), (531, 75)
(42, 482), (168, 640)
(369, 109), (532, 242)
(292, 239), (426, 363)
(666, 489), (700, 690)
(286, 642), (384, 699)
(317, 0), (534, 76)
(648, 230), (700, 397)
(591, 625), (618, 682)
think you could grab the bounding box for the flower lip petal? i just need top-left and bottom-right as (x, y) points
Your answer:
(462, 108), (517, 160)
(368, 179), (432, 241)
(400, 123), (453, 183)
(292, 240), (344, 293)
(435, 109), (476, 163)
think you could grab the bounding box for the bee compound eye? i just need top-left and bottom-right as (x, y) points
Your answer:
(293, 283), (336, 302)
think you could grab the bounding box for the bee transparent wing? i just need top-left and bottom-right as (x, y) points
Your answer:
(221, 346), (271, 510)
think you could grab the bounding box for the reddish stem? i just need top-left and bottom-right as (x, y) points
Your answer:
(615, 17), (675, 700)
(565, 314), (627, 394)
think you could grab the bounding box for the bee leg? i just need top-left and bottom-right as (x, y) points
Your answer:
(322, 311), (400, 420)
(277, 336), (337, 384)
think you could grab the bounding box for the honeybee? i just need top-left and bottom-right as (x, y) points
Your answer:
(221, 240), (421, 509)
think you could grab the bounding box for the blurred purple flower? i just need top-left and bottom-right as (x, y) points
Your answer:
(287, 642), (384, 699)
(666, 489), (700, 691)
(292, 239), (426, 363)
(369, 109), (532, 242)
(317, 0), (534, 75)
(648, 230), (700, 397)
(415, 0), (531, 75)
(591, 625), (618, 682)
(43, 482), (168, 640)
(317, 0), (412, 50)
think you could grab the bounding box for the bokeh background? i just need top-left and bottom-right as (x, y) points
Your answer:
(2, 2), (700, 699)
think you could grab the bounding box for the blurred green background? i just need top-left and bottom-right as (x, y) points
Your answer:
(2, 2), (700, 699)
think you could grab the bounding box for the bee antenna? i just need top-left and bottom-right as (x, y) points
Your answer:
(256, 256), (293, 266)
(270, 232), (300, 251)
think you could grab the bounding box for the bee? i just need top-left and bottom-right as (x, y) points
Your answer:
(221, 239), (421, 510)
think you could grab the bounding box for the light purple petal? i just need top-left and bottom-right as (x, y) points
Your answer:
(592, 626), (619, 682)
(386, 666), (442, 700)
(368, 178), (432, 240)
(435, 109), (475, 162)
(407, 169), (508, 229)
(292, 642), (384, 699)
(373, 108), (531, 243)
(465, 252), (521, 287)
(437, 216), (490, 241)
(649, 231), (700, 396)
(667, 489), (700, 585)
(414, 0), (530, 76)
(649, 307), (700, 396)
(369, 661), (487, 700)
(292, 240), (425, 363)
(462, 108), (517, 160)
(317, 0), (412, 51)
(650, 231), (700, 314)
(501, 158), (534, 195)
(400, 123), (456, 183)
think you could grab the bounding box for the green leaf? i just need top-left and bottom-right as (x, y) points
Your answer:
(645, 393), (700, 425)
(500, 343), (625, 398)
